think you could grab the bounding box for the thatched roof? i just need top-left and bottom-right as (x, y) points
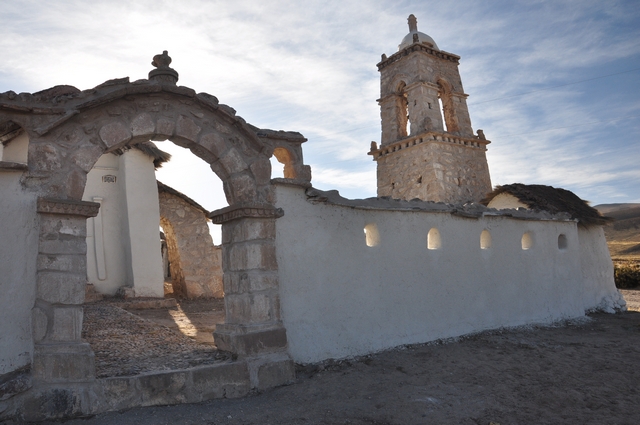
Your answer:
(480, 183), (612, 227)
(131, 141), (171, 168)
(157, 180), (210, 216)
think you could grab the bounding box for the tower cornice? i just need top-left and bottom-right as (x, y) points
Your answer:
(369, 131), (490, 160)
(377, 44), (460, 71)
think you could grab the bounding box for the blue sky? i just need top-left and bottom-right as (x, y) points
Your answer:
(2, 0), (639, 217)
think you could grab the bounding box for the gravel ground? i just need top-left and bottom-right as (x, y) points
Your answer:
(60, 310), (640, 425)
(82, 300), (230, 378)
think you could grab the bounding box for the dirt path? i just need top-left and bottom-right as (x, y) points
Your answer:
(57, 310), (640, 425)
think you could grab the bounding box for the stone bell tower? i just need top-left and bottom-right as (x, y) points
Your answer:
(369, 14), (491, 204)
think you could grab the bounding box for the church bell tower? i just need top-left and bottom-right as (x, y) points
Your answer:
(369, 15), (491, 204)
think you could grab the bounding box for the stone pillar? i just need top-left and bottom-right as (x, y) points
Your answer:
(405, 82), (443, 134)
(32, 198), (99, 384)
(210, 204), (287, 356)
(379, 95), (404, 146)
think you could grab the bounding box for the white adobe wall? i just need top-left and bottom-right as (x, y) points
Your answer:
(579, 226), (624, 312)
(274, 184), (620, 363)
(1, 131), (29, 163)
(0, 171), (38, 375)
(84, 150), (164, 297)
(84, 153), (128, 295)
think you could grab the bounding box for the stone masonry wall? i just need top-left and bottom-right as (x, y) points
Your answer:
(376, 139), (492, 204)
(159, 191), (223, 298)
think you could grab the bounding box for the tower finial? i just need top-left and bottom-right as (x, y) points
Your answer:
(408, 14), (418, 32)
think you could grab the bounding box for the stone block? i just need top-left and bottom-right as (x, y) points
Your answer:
(255, 358), (295, 391)
(37, 271), (86, 304)
(214, 326), (288, 356)
(130, 113), (155, 137)
(219, 149), (249, 175)
(50, 306), (83, 341)
(228, 242), (277, 271)
(99, 376), (141, 411)
(37, 254), (85, 273)
(99, 122), (131, 149)
(190, 362), (250, 400)
(175, 115), (201, 142)
(152, 118), (175, 140)
(21, 387), (85, 421)
(225, 293), (273, 324)
(32, 342), (95, 383)
(138, 371), (188, 407)
(224, 271), (278, 294)
(231, 219), (276, 242)
(249, 158), (272, 185)
(199, 132), (229, 159)
(39, 215), (87, 239)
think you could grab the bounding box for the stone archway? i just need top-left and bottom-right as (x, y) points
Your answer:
(0, 52), (292, 407)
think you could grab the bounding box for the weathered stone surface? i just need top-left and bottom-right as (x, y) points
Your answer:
(99, 376), (140, 411)
(190, 362), (250, 400)
(255, 358), (295, 391)
(138, 370), (188, 406)
(228, 242), (277, 272)
(198, 132), (228, 159)
(219, 148), (249, 175)
(223, 271), (279, 294)
(224, 292), (275, 323)
(175, 115), (201, 142)
(130, 113), (155, 137)
(153, 117), (175, 140)
(98, 122), (131, 149)
(50, 306), (83, 341)
(37, 271), (86, 304)
(214, 326), (288, 356)
(159, 188), (223, 299)
(37, 254), (85, 273)
(32, 342), (95, 382)
(249, 158), (272, 184)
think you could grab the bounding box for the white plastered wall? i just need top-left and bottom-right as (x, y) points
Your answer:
(84, 150), (164, 297)
(0, 171), (38, 375)
(1, 131), (29, 164)
(274, 184), (621, 363)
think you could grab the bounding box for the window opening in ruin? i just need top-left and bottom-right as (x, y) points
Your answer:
(396, 82), (409, 138)
(480, 229), (492, 250)
(364, 223), (380, 247)
(0, 122), (28, 164)
(271, 147), (296, 179)
(521, 232), (534, 250)
(437, 94), (446, 132)
(427, 227), (442, 250)
(558, 234), (568, 250)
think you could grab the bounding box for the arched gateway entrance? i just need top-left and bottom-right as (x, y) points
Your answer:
(0, 52), (307, 414)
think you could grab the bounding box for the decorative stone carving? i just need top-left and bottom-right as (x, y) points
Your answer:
(37, 198), (100, 218)
(209, 204), (284, 225)
(148, 50), (179, 85)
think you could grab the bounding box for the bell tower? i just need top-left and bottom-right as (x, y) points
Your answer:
(369, 15), (491, 204)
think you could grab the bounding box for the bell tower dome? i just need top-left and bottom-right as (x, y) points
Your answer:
(369, 15), (491, 204)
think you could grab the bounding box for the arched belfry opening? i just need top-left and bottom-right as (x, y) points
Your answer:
(370, 14), (492, 205)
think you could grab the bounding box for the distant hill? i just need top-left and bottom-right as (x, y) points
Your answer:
(594, 203), (640, 259)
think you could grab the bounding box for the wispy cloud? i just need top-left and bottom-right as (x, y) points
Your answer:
(1, 0), (638, 206)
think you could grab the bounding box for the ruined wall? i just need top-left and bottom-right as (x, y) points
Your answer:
(159, 190), (223, 298)
(274, 184), (623, 363)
